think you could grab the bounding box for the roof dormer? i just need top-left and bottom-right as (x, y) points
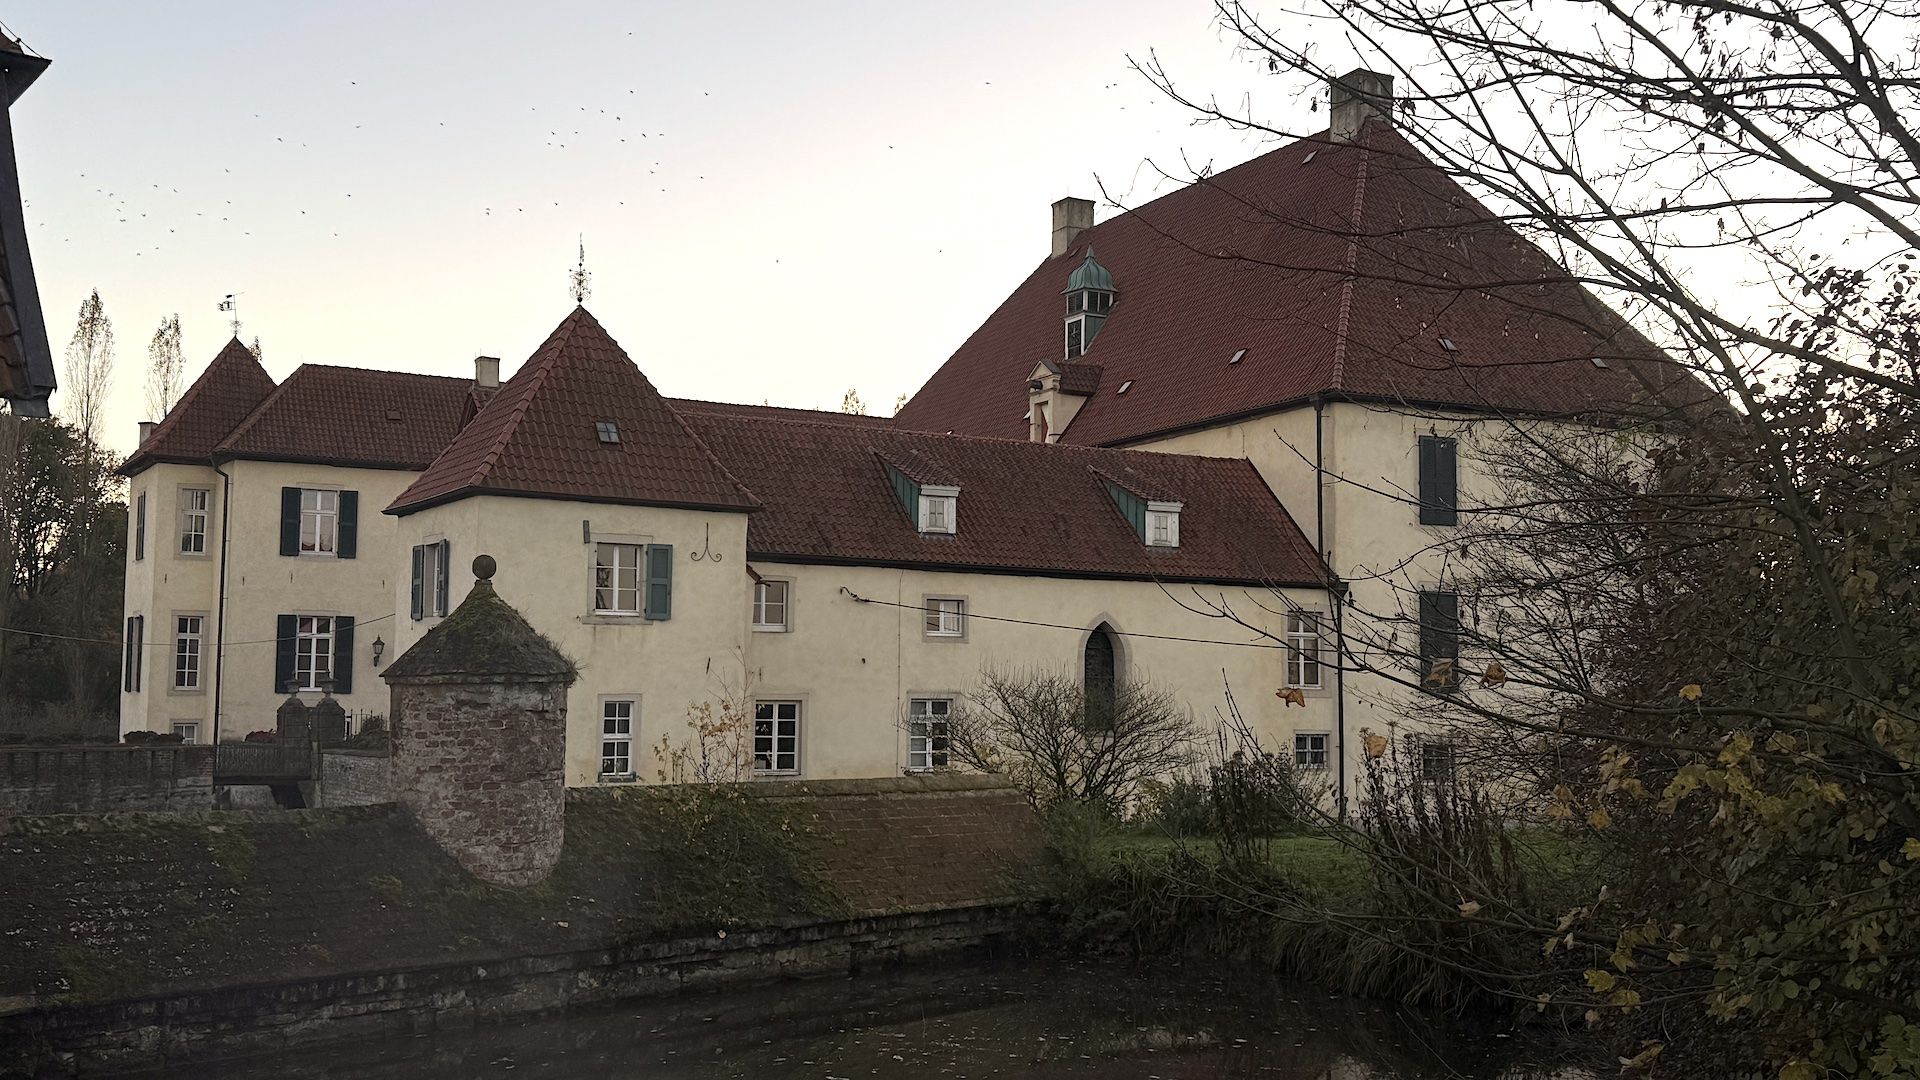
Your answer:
(883, 455), (960, 535)
(1101, 473), (1181, 548)
(1064, 248), (1116, 360)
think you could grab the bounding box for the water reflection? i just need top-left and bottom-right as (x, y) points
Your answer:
(179, 958), (1580, 1079)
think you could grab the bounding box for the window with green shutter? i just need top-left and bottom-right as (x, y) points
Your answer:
(1418, 436), (1458, 525)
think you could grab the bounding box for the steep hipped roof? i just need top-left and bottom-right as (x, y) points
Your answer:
(217, 365), (495, 471)
(387, 307), (757, 516)
(896, 121), (1701, 446)
(120, 338), (276, 477)
(684, 412), (1329, 587)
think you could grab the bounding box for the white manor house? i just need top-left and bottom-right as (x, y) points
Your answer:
(119, 73), (1692, 797)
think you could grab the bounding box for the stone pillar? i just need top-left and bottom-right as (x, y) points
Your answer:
(381, 554), (576, 887)
(275, 689), (310, 744)
(310, 685), (347, 747)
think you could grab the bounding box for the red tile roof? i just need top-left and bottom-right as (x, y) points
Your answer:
(120, 338), (276, 477)
(216, 365), (493, 471)
(683, 412), (1329, 587)
(896, 121), (1703, 446)
(387, 307), (757, 516)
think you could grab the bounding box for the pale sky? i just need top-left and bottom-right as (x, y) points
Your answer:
(5, 1), (1309, 457)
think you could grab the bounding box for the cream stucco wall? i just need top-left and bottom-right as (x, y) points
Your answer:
(743, 562), (1341, 791)
(388, 494), (754, 788)
(119, 459), (419, 741)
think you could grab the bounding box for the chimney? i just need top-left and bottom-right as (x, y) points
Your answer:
(474, 355), (500, 390)
(1329, 68), (1394, 142)
(1051, 197), (1094, 258)
(137, 420), (155, 445)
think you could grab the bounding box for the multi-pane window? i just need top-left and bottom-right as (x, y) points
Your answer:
(1294, 731), (1330, 768)
(123, 615), (144, 692)
(918, 488), (958, 534)
(134, 492), (147, 561)
(295, 615), (334, 691)
(924, 598), (965, 637)
(299, 489), (338, 554)
(908, 698), (951, 771)
(412, 540), (450, 620)
(600, 699), (635, 778)
(753, 701), (800, 775)
(171, 722), (200, 744)
(1421, 740), (1458, 784)
(752, 580), (789, 631)
(1285, 612), (1322, 689)
(1066, 317), (1085, 359)
(173, 615), (203, 690)
(593, 542), (642, 614)
(179, 488), (210, 554)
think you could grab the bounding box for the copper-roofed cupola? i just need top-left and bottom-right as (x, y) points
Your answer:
(1063, 248), (1115, 360)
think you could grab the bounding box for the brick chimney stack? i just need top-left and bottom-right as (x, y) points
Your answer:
(474, 356), (500, 390)
(1051, 197), (1094, 258)
(1329, 68), (1395, 142)
(137, 420), (155, 445)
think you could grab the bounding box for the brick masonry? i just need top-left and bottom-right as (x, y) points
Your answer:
(386, 677), (570, 886)
(318, 749), (393, 807)
(0, 745), (214, 815)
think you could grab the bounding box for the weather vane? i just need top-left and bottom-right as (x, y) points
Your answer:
(218, 293), (241, 337)
(569, 236), (591, 305)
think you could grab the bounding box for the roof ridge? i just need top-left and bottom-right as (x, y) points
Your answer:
(698, 408), (1259, 468)
(1326, 130), (1372, 392)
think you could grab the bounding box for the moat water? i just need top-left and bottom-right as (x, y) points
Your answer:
(169, 958), (1580, 1079)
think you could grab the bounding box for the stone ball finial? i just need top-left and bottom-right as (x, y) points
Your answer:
(473, 554), (497, 581)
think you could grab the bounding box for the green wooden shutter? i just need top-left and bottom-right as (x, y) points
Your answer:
(333, 617), (355, 694)
(134, 492), (146, 561)
(436, 540), (451, 616)
(1418, 437), (1458, 525)
(644, 544), (673, 620)
(274, 614), (297, 691)
(336, 491), (359, 558)
(1418, 590), (1460, 690)
(409, 545), (425, 621)
(279, 488), (301, 556)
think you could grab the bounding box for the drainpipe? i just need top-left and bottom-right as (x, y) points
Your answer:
(1313, 396), (1349, 822)
(211, 461), (233, 744)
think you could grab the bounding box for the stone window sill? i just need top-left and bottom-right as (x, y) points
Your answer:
(580, 613), (649, 626)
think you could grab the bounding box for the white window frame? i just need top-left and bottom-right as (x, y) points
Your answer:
(172, 613), (205, 691)
(178, 487), (210, 556)
(1420, 739), (1459, 783)
(752, 579), (790, 632)
(1294, 731), (1330, 769)
(907, 697), (952, 771)
(299, 488), (339, 556)
(593, 541), (643, 615)
(923, 597), (966, 639)
(753, 700), (801, 775)
(1145, 501), (1182, 548)
(917, 486), (959, 535)
(171, 722), (200, 745)
(599, 697), (636, 780)
(1285, 612), (1323, 689)
(295, 615), (335, 691)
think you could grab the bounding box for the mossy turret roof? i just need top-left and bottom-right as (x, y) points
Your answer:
(382, 576), (574, 681)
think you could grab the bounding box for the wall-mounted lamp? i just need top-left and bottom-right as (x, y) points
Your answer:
(371, 635), (385, 666)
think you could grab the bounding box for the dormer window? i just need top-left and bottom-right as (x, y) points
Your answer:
(918, 486), (959, 534)
(1145, 502), (1182, 547)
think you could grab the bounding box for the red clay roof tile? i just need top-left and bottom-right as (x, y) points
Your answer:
(387, 307), (756, 515)
(896, 122), (1701, 445)
(216, 365), (491, 470)
(684, 412), (1329, 587)
(120, 338), (276, 477)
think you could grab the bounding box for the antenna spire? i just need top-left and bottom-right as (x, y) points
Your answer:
(218, 293), (241, 338)
(568, 235), (591, 305)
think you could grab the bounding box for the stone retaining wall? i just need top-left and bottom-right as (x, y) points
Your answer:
(1, 904), (1029, 1073)
(318, 749), (393, 806)
(0, 745), (214, 815)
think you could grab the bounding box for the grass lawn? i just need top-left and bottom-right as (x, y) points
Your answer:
(1093, 832), (1372, 902)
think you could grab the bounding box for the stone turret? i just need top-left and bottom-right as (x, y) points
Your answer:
(382, 554), (577, 886)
